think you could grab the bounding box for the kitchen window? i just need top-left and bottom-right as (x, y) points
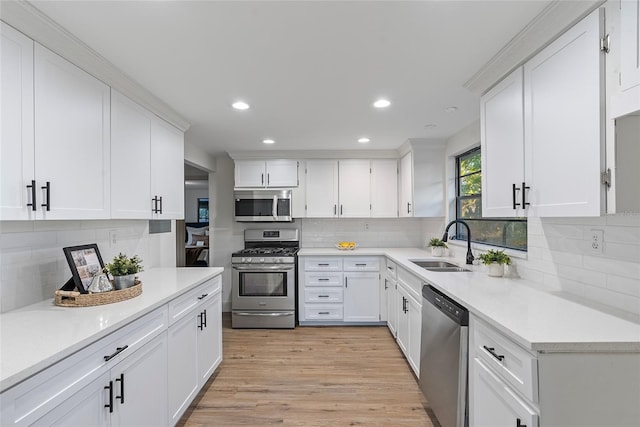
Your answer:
(455, 147), (527, 251)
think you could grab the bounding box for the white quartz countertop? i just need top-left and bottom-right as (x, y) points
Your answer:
(298, 248), (640, 352)
(0, 267), (223, 392)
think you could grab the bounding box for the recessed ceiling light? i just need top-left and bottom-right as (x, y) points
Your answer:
(358, 137), (370, 143)
(444, 106), (458, 113)
(424, 124), (437, 129)
(232, 101), (250, 110)
(262, 139), (275, 144)
(373, 99), (391, 108)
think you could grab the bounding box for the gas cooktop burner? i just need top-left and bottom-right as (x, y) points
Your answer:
(233, 247), (299, 256)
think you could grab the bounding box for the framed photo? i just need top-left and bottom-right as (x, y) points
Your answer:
(63, 244), (105, 293)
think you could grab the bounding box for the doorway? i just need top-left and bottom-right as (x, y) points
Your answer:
(178, 163), (210, 267)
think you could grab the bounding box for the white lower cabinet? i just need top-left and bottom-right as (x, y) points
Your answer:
(396, 280), (421, 376)
(299, 256), (381, 325)
(0, 275), (223, 427)
(384, 261), (398, 338)
(168, 277), (222, 425)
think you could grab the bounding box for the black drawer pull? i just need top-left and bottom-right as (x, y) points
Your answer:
(355, 263), (367, 266)
(104, 345), (128, 361)
(318, 311), (330, 315)
(483, 345), (505, 362)
(318, 295), (329, 298)
(318, 263), (329, 266)
(197, 293), (208, 300)
(115, 373), (125, 404)
(317, 278), (330, 281)
(105, 381), (114, 413)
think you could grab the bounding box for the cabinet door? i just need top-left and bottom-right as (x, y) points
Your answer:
(338, 160), (371, 217)
(399, 152), (413, 217)
(32, 372), (110, 427)
(167, 312), (199, 425)
(385, 279), (398, 337)
(198, 292), (223, 386)
(34, 43), (111, 220)
(621, 0), (640, 91)
(111, 90), (152, 219)
(0, 23), (34, 221)
(469, 358), (538, 427)
(481, 67), (525, 217)
(235, 160), (266, 188)
(343, 272), (380, 322)
(305, 160), (339, 217)
(266, 160), (298, 187)
(151, 118), (184, 219)
(396, 285), (410, 356)
(111, 333), (168, 427)
(370, 159), (398, 217)
(524, 9), (605, 217)
(406, 292), (422, 376)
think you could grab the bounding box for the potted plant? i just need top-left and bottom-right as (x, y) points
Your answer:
(478, 249), (511, 277)
(428, 237), (448, 257)
(106, 253), (143, 289)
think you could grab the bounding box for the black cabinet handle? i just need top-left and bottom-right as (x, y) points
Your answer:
(104, 345), (129, 361)
(318, 295), (330, 298)
(318, 311), (330, 315)
(516, 419), (527, 427)
(197, 293), (208, 300)
(158, 196), (163, 214)
(105, 381), (114, 413)
(152, 196), (158, 213)
(402, 296), (407, 313)
(522, 182), (530, 208)
(407, 202), (411, 214)
(41, 181), (50, 211)
(267, 173), (270, 186)
(512, 183), (521, 210)
(340, 205), (343, 215)
(27, 180), (36, 211)
(318, 263), (329, 267)
(115, 373), (125, 404)
(355, 263), (367, 267)
(318, 278), (330, 281)
(483, 345), (505, 362)
(384, 279), (388, 290)
(334, 204), (337, 215)
(198, 312), (204, 330)
(203, 309), (207, 328)
(261, 173), (264, 185)
(345, 277), (348, 288)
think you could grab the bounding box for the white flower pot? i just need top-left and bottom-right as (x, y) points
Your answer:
(487, 263), (504, 277)
(431, 246), (444, 257)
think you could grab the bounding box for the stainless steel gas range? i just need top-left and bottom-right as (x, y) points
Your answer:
(231, 229), (299, 329)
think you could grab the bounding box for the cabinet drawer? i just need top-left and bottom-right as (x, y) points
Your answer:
(169, 277), (220, 325)
(471, 357), (538, 427)
(304, 272), (343, 287)
(397, 266), (423, 296)
(385, 259), (397, 280)
(305, 287), (343, 303)
(343, 257), (380, 271)
(471, 316), (538, 402)
(304, 304), (343, 320)
(304, 257), (342, 271)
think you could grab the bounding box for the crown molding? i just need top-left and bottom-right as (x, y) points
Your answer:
(0, 0), (191, 132)
(464, 0), (604, 95)
(227, 149), (401, 160)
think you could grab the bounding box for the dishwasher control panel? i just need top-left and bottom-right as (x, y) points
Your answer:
(422, 284), (468, 325)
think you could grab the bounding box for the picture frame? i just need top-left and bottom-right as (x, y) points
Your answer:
(63, 244), (106, 293)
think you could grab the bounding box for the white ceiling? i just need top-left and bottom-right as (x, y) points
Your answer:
(29, 1), (550, 156)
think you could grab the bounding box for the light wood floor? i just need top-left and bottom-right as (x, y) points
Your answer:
(178, 316), (435, 426)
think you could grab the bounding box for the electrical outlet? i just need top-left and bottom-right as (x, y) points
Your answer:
(364, 223), (369, 231)
(590, 229), (604, 254)
(109, 230), (117, 247)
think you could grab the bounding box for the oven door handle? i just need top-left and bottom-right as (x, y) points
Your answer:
(232, 265), (295, 271)
(234, 312), (294, 317)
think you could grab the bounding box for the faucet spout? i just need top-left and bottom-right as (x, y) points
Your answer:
(442, 220), (474, 265)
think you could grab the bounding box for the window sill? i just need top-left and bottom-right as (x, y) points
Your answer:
(446, 239), (528, 260)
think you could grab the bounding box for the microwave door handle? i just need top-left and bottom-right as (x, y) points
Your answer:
(273, 195), (278, 219)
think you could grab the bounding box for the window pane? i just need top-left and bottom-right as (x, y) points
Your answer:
(458, 197), (482, 219)
(459, 151), (481, 175)
(460, 172), (481, 196)
(456, 219), (527, 251)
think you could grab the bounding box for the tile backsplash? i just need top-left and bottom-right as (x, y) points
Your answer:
(0, 220), (176, 313)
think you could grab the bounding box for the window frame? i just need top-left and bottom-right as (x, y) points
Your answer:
(197, 198), (209, 223)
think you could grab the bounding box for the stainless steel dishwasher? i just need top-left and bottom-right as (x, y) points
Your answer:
(419, 284), (469, 427)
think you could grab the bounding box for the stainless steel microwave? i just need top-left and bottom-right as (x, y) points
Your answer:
(234, 190), (293, 222)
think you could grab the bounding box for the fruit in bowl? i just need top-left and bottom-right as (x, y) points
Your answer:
(336, 241), (357, 250)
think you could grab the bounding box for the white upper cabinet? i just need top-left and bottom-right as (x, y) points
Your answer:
(481, 67), (525, 217)
(371, 159), (398, 217)
(34, 43), (111, 220)
(399, 152), (413, 217)
(151, 117), (185, 219)
(0, 23), (34, 220)
(234, 159), (298, 188)
(338, 160), (371, 217)
(305, 160), (339, 217)
(620, 0), (640, 92)
(111, 90), (152, 219)
(524, 8), (605, 217)
(398, 143), (445, 218)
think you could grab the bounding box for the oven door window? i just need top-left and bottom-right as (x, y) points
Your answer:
(238, 271), (287, 297)
(235, 199), (274, 218)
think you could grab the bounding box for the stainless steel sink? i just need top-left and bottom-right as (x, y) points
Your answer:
(411, 260), (471, 272)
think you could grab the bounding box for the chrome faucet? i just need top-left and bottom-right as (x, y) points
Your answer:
(442, 220), (475, 265)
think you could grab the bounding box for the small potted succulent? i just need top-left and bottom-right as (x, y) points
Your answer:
(478, 249), (511, 277)
(106, 253), (143, 289)
(428, 237), (448, 257)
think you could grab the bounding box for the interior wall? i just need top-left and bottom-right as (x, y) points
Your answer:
(444, 122), (640, 322)
(0, 219), (176, 313)
(184, 186), (209, 223)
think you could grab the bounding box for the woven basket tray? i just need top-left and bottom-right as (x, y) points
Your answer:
(55, 281), (142, 307)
